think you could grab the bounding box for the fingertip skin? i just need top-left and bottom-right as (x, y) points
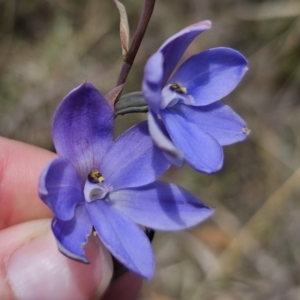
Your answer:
(102, 271), (143, 300)
(0, 219), (113, 300)
(0, 137), (55, 230)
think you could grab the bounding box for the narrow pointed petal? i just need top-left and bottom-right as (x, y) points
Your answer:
(39, 158), (84, 221)
(52, 204), (93, 263)
(159, 20), (211, 85)
(86, 201), (154, 279)
(173, 102), (249, 145)
(53, 82), (114, 180)
(169, 48), (248, 106)
(109, 182), (214, 230)
(148, 112), (184, 167)
(142, 52), (164, 113)
(161, 109), (223, 173)
(100, 120), (170, 191)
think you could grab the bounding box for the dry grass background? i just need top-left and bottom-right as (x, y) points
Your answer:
(1, 0), (300, 299)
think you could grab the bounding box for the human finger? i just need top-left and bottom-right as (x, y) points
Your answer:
(101, 271), (143, 300)
(0, 137), (55, 229)
(0, 218), (113, 300)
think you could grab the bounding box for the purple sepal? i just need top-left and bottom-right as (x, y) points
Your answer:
(52, 82), (113, 180)
(161, 108), (223, 173)
(39, 158), (84, 221)
(169, 47), (248, 106)
(172, 102), (249, 146)
(109, 181), (214, 230)
(100, 120), (170, 191)
(52, 204), (93, 263)
(159, 20), (212, 86)
(142, 52), (164, 113)
(86, 201), (155, 279)
(148, 112), (184, 167)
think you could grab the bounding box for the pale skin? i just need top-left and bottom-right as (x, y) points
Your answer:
(0, 137), (142, 300)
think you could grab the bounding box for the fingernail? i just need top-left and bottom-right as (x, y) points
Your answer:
(7, 230), (113, 300)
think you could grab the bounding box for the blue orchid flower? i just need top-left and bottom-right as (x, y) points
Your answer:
(39, 82), (214, 279)
(143, 20), (250, 174)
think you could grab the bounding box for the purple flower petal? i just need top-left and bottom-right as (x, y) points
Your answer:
(161, 108), (223, 173)
(52, 82), (114, 180)
(148, 112), (184, 167)
(142, 52), (164, 113)
(39, 158), (84, 221)
(109, 182), (214, 230)
(86, 201), (154, 279)
(169, 47), (248, 106)
(52, 204), (93, 263)
(159, 20), (211, 86)
(172, 102), (249, 146)
(100, 120), (170, 191)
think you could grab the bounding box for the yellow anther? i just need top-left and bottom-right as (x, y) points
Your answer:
(88, 170), (105, 183)
(170, 83), (187, 94)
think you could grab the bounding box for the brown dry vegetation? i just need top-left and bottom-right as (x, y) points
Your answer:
(1, 1), (300, 299)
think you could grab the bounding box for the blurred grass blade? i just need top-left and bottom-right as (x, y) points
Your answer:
(114, 0), (130, 58)
(115, 91), (148, 115)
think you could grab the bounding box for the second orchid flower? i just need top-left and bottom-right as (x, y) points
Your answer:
(143, 20), (250, 174)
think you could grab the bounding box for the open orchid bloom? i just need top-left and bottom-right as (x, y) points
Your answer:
(39, 82), (214, 279)
(142, 20), (250, 174)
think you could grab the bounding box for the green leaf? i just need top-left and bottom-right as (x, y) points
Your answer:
(115, 91), (148, 115)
